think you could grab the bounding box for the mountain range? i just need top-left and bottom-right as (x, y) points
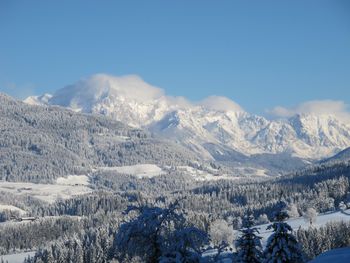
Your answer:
(25, 74), (350, 167)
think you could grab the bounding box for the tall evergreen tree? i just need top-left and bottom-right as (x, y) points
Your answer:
(235, 213), (263, 263)
(263, 211), (305, 263)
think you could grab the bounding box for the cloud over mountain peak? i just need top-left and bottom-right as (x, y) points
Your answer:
(199, 96), (244, 112)
(268, 100), (350, 124)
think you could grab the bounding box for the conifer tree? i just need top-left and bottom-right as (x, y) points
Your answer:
(263, 210), (305, 263)
(235, 213), (263, 263)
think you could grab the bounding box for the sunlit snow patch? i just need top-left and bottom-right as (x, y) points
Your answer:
(56, 175), (90, 186)
(0, 251), (36, 263)
(0, 204), (26, 215)
(0, 178), (92, 204)
(99, 164), (165, 179)
(177, 166), (237, 181)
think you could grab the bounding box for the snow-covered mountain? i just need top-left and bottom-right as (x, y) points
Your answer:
(25, 74), (350, 161)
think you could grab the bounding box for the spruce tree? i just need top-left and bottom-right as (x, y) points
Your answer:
(263, 211), (305, 263)
(235, 213), (263, 263)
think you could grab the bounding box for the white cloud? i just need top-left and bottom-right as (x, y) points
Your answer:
(166, 96), (193, 108)
(199, 96), (244, 112)
(268, 100), (350, 123)
(50, 74), (166, 110)
(50, 74), (244, 113)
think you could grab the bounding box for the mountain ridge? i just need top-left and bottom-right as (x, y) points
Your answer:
(1, 92), (201, 182)
(24, 74), (350, 161)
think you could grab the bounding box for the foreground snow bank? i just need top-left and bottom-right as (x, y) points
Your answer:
(310, 247), (350, 263)
(256, 209), (350, 245)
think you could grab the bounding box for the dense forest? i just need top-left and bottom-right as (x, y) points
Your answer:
(0, 160), (349, 262)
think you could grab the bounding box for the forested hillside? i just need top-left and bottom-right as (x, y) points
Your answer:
(0, 93), (198, 182)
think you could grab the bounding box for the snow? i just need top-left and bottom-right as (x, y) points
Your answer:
(255, 209), (350, 245)
(99, 164), (165, 179)
(177, 166), (237, 181)
(201, 249), (232, 262)
(56, 175), (90, 185)
(310, 247), (350, 263)
(0, 205), (26, 215)
(233, 167), (269, 177)
(23, 93), (52, 106)
(0, 251), (36, 263)
(177, 166), (268, 181)
(0, 179), (92, 204)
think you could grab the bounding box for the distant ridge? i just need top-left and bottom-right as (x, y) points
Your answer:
(25, 74), (350, 161)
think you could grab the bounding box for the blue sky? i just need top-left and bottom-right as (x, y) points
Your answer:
(0, 0), (349, 114)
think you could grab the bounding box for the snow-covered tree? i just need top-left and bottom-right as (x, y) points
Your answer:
(209, 219), (234, 246)
(286, 204), (300, 219)
(303, 208), (317, 226)
(339, 201), (347, 211)
(114, 201), (208, 262)
(256, 214), (270, 225)
(235, 213), (263, 263)
(264, 211), (305, 263)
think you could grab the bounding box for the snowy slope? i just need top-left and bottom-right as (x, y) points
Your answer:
(97, 164), (165, 179)
(310, 247), (350, 263)
(256, 209), (350, 245)
(0, 205), (26, 215)
(0, 251), (36, 263)
(0, 179), (92, 203)
(25, 74), (350, 161)
(321, 147), (350, 164)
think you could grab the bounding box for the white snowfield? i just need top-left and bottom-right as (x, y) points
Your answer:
(99, 164), (165, 179)
(177, 166), (237, 181)
(310, 247), (350, 263)
(0, 204), (26, 215)
(0, 251), (36, 263)
(56, 175), (90, 186)
(256, 209), (350, 245)
(0, 176), (92, 204)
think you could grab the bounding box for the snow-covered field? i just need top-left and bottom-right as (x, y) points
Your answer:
(56, 175), (90, 186)
(176, 166), (269, 181)
(177, 166), (238, 181)
(0, 204), (26, 215)
(98, 164), (165, 178)
(0, 251), (36, 263)
(0, 176), (92, 204)
(232, 166), (269, 177)
(256, 209), (350, 245)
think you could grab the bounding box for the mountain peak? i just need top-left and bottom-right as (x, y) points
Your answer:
(47, 74), (164, 112)
(22, 75), (350, 160)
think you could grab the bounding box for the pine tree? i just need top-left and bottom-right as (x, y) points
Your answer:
(263, 211), (305, 263)
(235, 213), (263, 263)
